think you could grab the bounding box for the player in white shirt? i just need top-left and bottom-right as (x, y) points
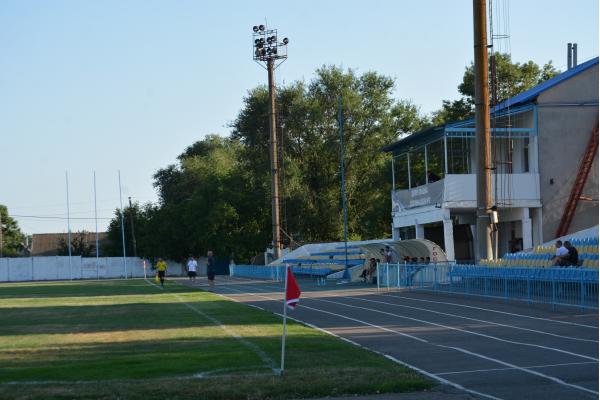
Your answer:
(187, 256), (198, 281)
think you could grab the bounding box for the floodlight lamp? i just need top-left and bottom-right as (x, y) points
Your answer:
(282, 37), (289, 45)
(259, 24), (265, 31)
(253, 26), (259, 32)
(254, 39), (260, 44)
(272, 48), (277, 54)
(267, 48), (272, 55)
(261, 49), (266, 55)
(255, 49), (261, 57)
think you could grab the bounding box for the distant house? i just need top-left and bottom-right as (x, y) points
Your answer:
(30, 232), (108, 256)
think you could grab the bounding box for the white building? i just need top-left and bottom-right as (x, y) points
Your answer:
(383, 57), (598, 262)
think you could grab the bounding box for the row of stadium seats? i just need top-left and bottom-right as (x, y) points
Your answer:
(479, 236), (599, 268)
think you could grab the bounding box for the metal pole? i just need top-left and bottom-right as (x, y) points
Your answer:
(473, 0), (494, 261)
(267, 58), (282, 261)
(128, 197), (137, 258)
(424, 144), (429, 183)
(391, 156), (396, 191)
(339, 96), (349, 277)
(94, 171), (99, 279)
(280, 264), (289, 375)
(118, 171), (128, 278)
(66, 171), (72, 280)
(0, 211), (3, 258)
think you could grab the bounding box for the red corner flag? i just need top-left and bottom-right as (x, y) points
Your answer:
(285, 267), (301, 310)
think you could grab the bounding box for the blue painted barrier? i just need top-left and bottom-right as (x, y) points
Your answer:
(377, 263), (599, 309)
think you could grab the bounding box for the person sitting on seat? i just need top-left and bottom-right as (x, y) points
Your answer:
(563, 241), (579, 267)
(427, 171), (441, 183)
(552, 240), (569, 266)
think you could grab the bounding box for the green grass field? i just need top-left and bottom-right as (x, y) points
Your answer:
(0, 279), (432, 399)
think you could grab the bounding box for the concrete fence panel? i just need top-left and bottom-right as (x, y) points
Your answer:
(0, 259), (8, 281)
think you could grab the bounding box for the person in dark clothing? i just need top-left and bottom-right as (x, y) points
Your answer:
(206, 250), (216, 290)
(427, 171), (441, 183)
(564, 241), (579, 267)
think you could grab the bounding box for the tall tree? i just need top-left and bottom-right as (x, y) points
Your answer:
(0, 205), (26, 257)
(432, 53), (560, 125)
(106, 67), (430, 262)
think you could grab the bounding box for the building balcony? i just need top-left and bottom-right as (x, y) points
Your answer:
(392, 173), (541, 213)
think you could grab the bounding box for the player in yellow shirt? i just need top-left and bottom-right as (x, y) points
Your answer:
(156, 258), (167, 287)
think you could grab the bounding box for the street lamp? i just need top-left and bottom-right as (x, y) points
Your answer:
(251, 25), (289, 261)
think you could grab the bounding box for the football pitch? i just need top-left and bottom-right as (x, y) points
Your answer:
(0, 279), (431, 400)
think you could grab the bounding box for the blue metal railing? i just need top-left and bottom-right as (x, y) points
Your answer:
(229, 264), (333, 281)
(377, 263), (599, 309)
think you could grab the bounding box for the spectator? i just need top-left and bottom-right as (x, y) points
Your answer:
(564, 241), (579, 267)
(207, 250), (216, 291)
(427, 171), (441, 183)
(186, 255), (198, 281)
(425, 257), (431, 264)
(383, 246), (392, 263)
(367, 258), (377, 283)
(360, 260), (371, 283)
(552, 240), (569, 266)
(419, 257), (426, 264)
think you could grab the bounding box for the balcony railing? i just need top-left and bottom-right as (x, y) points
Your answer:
(392, 173), (540, 211)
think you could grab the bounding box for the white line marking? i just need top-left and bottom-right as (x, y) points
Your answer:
(357, 293), (598, 343)
(145, 280), (278, 374)
(218, 284), (503, 400)
(240, 279), (598, 343)
(437, 361), (598, 376)
(224, 280), (599, 397)
(383, 292), (598, 329)
(312, 297), (598, 361)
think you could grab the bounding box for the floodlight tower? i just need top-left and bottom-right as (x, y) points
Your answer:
(252, 24), (289, 261)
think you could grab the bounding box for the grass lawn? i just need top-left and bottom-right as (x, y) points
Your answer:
(0, 279), (432, 399)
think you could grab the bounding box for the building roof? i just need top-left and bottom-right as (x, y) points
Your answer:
(31, 232), (107, 256)
(493, 56), (599, 112)
(381, 125), (445, 155)
(382, 57), (599, 155)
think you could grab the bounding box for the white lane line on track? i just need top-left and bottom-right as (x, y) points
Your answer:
(216, 284), (503, 400)
(381, 292), (598, 329)
(228, 278), (597, 330)
(244, 280), (598, 344)
(437, 361), (598, 376)
(349, 293), (599, 344)
(223, 280), (599, 397)
(145, 280), (279, 374)
(310, 297), (598, 361)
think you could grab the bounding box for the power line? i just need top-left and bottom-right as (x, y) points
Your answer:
(11, 214), (114, 220)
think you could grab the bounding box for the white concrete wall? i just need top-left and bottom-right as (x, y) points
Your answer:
(0, 257), (185, 282)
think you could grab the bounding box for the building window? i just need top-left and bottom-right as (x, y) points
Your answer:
(393, 153), (409, 190)
(448, 137), (471, 174)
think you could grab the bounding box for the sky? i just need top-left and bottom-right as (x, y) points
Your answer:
(0, 0), (598, 235)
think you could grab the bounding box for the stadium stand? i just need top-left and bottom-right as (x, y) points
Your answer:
(480, 235), (598, 268)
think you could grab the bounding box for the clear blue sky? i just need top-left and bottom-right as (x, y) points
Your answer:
(1, 0), (598, 235)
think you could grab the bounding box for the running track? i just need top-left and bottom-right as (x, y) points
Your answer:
(182, 276), (599, 400)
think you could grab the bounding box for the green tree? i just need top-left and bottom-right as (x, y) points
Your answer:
(0, 205), (26, 257)
(57, 231), (95, 257)
(433, 53), (560, 125)
(106, 67), (430, 262)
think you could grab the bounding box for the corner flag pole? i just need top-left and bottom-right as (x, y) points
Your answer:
(280, 264), (289, 375)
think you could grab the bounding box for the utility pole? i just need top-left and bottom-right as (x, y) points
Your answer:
(252, 24), (289, 261)
(128, 197), (137, 258)
(473, 0), (494, 261)
(0, 211), (3, 258)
